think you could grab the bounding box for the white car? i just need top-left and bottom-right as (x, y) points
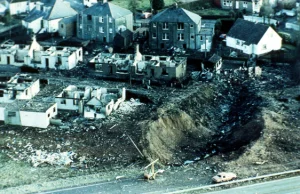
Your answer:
(212, 172), (237, 183)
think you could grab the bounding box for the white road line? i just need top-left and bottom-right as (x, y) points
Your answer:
(143, 169), (300, 194)
(40, 179), (127, 194)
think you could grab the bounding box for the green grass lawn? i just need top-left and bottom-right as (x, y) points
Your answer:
(111, 0), (176, 10)
(282, 43), (297, 51)
(195, 8), (230, 16)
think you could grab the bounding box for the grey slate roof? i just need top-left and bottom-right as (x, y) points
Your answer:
(227, 19), (269, 45)
(46, 0), (77, 20)
(24, 0), (81, 23)
(118, 29), (133, 38)
(82, 2), (132, 18)
(59, 15), (76, 24)
(150, 6), (201, 25)
(23, 8), (45, 22)
(208, 54), (221, 64)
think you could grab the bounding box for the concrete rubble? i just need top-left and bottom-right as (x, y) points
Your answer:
(30, 150), (76, 167)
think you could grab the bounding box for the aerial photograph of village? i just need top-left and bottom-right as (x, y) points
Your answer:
(0, 0), (299, 193)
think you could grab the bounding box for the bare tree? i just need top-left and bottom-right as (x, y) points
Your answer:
(128, 0), (140, 22)
(150, 0), (165, 13)
(260, 1), (274, 24)
(277, 0), (296, 10)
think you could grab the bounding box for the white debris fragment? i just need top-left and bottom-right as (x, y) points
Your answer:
(115, 176), (125, 180)
(115, 99), (143, 114)
(30, 150), (76, 167)
(183, 160), (194, 165)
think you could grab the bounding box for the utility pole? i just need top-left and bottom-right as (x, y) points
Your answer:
(204, 34), (207, 58)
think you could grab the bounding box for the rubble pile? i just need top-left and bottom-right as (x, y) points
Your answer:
(30, 150), (76, 167)
(115, 98), (144, 114)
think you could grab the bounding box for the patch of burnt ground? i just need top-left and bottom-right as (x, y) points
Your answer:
(208, 84), (264, 155)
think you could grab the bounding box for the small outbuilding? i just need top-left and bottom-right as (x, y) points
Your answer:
(113, 29), (133, 51)
(58, 16), (76, 38)
(207, 54), (222, 71)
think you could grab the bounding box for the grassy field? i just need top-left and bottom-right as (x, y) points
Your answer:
(195, 8), (230, 16)
(111, 0), (177, 10)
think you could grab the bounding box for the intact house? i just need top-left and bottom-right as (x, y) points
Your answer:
(148, 3), (214, 51)
(0, 38), (83, 70)
(0, 100), (57, 128)
(22, 0), (80, 33)
(58, 15), (77, 38)
(220, 0), (263, 14)
(9, 0), (37, 16)
(90, 45), (187, 83)
(226, 19), (282, 56)
(77, 0), (133, 43)
(199, 20), (216, 52)
(0, 74), (40, 103)
(9, 0), (37, 15)
(55, 85), (126, 119)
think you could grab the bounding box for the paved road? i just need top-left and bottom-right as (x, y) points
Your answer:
(206, 176), (300, 194)
(40, 176), (208, 194)
(41, 175), (300, 194)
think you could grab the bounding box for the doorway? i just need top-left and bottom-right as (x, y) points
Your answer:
(151, 69), (154, 77)
(45, 58), (49, 70)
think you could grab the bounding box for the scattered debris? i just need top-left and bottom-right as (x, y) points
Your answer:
(144, 159), (161, 180)
(183, 160), (194, 165)
(30, 150), (77, 167)
(116, 176), (125, 180)
(254, 161), (268, 165)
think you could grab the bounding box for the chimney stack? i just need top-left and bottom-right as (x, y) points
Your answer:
(134, 44), (142, 63)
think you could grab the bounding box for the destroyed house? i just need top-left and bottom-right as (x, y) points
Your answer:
(92, 53), (134, 79)
(132, 55), (187, 81)
(91, 45), (187, 82)
(55, 85), (126, 119)
(0, 100), (57, 128)
(0, 74), (40, 103)
(0, 40), (30, 66)
(0, 38), (83, 70)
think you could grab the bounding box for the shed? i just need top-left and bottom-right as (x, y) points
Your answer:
(113, 29), (133, 51)
(208, 54), (222, 70)
(58, 15), (76, 38)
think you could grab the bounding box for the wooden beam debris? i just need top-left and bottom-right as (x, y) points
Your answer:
(126, 134), (144, 158)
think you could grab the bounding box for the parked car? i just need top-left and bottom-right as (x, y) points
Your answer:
(212, 172), (237, 183)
